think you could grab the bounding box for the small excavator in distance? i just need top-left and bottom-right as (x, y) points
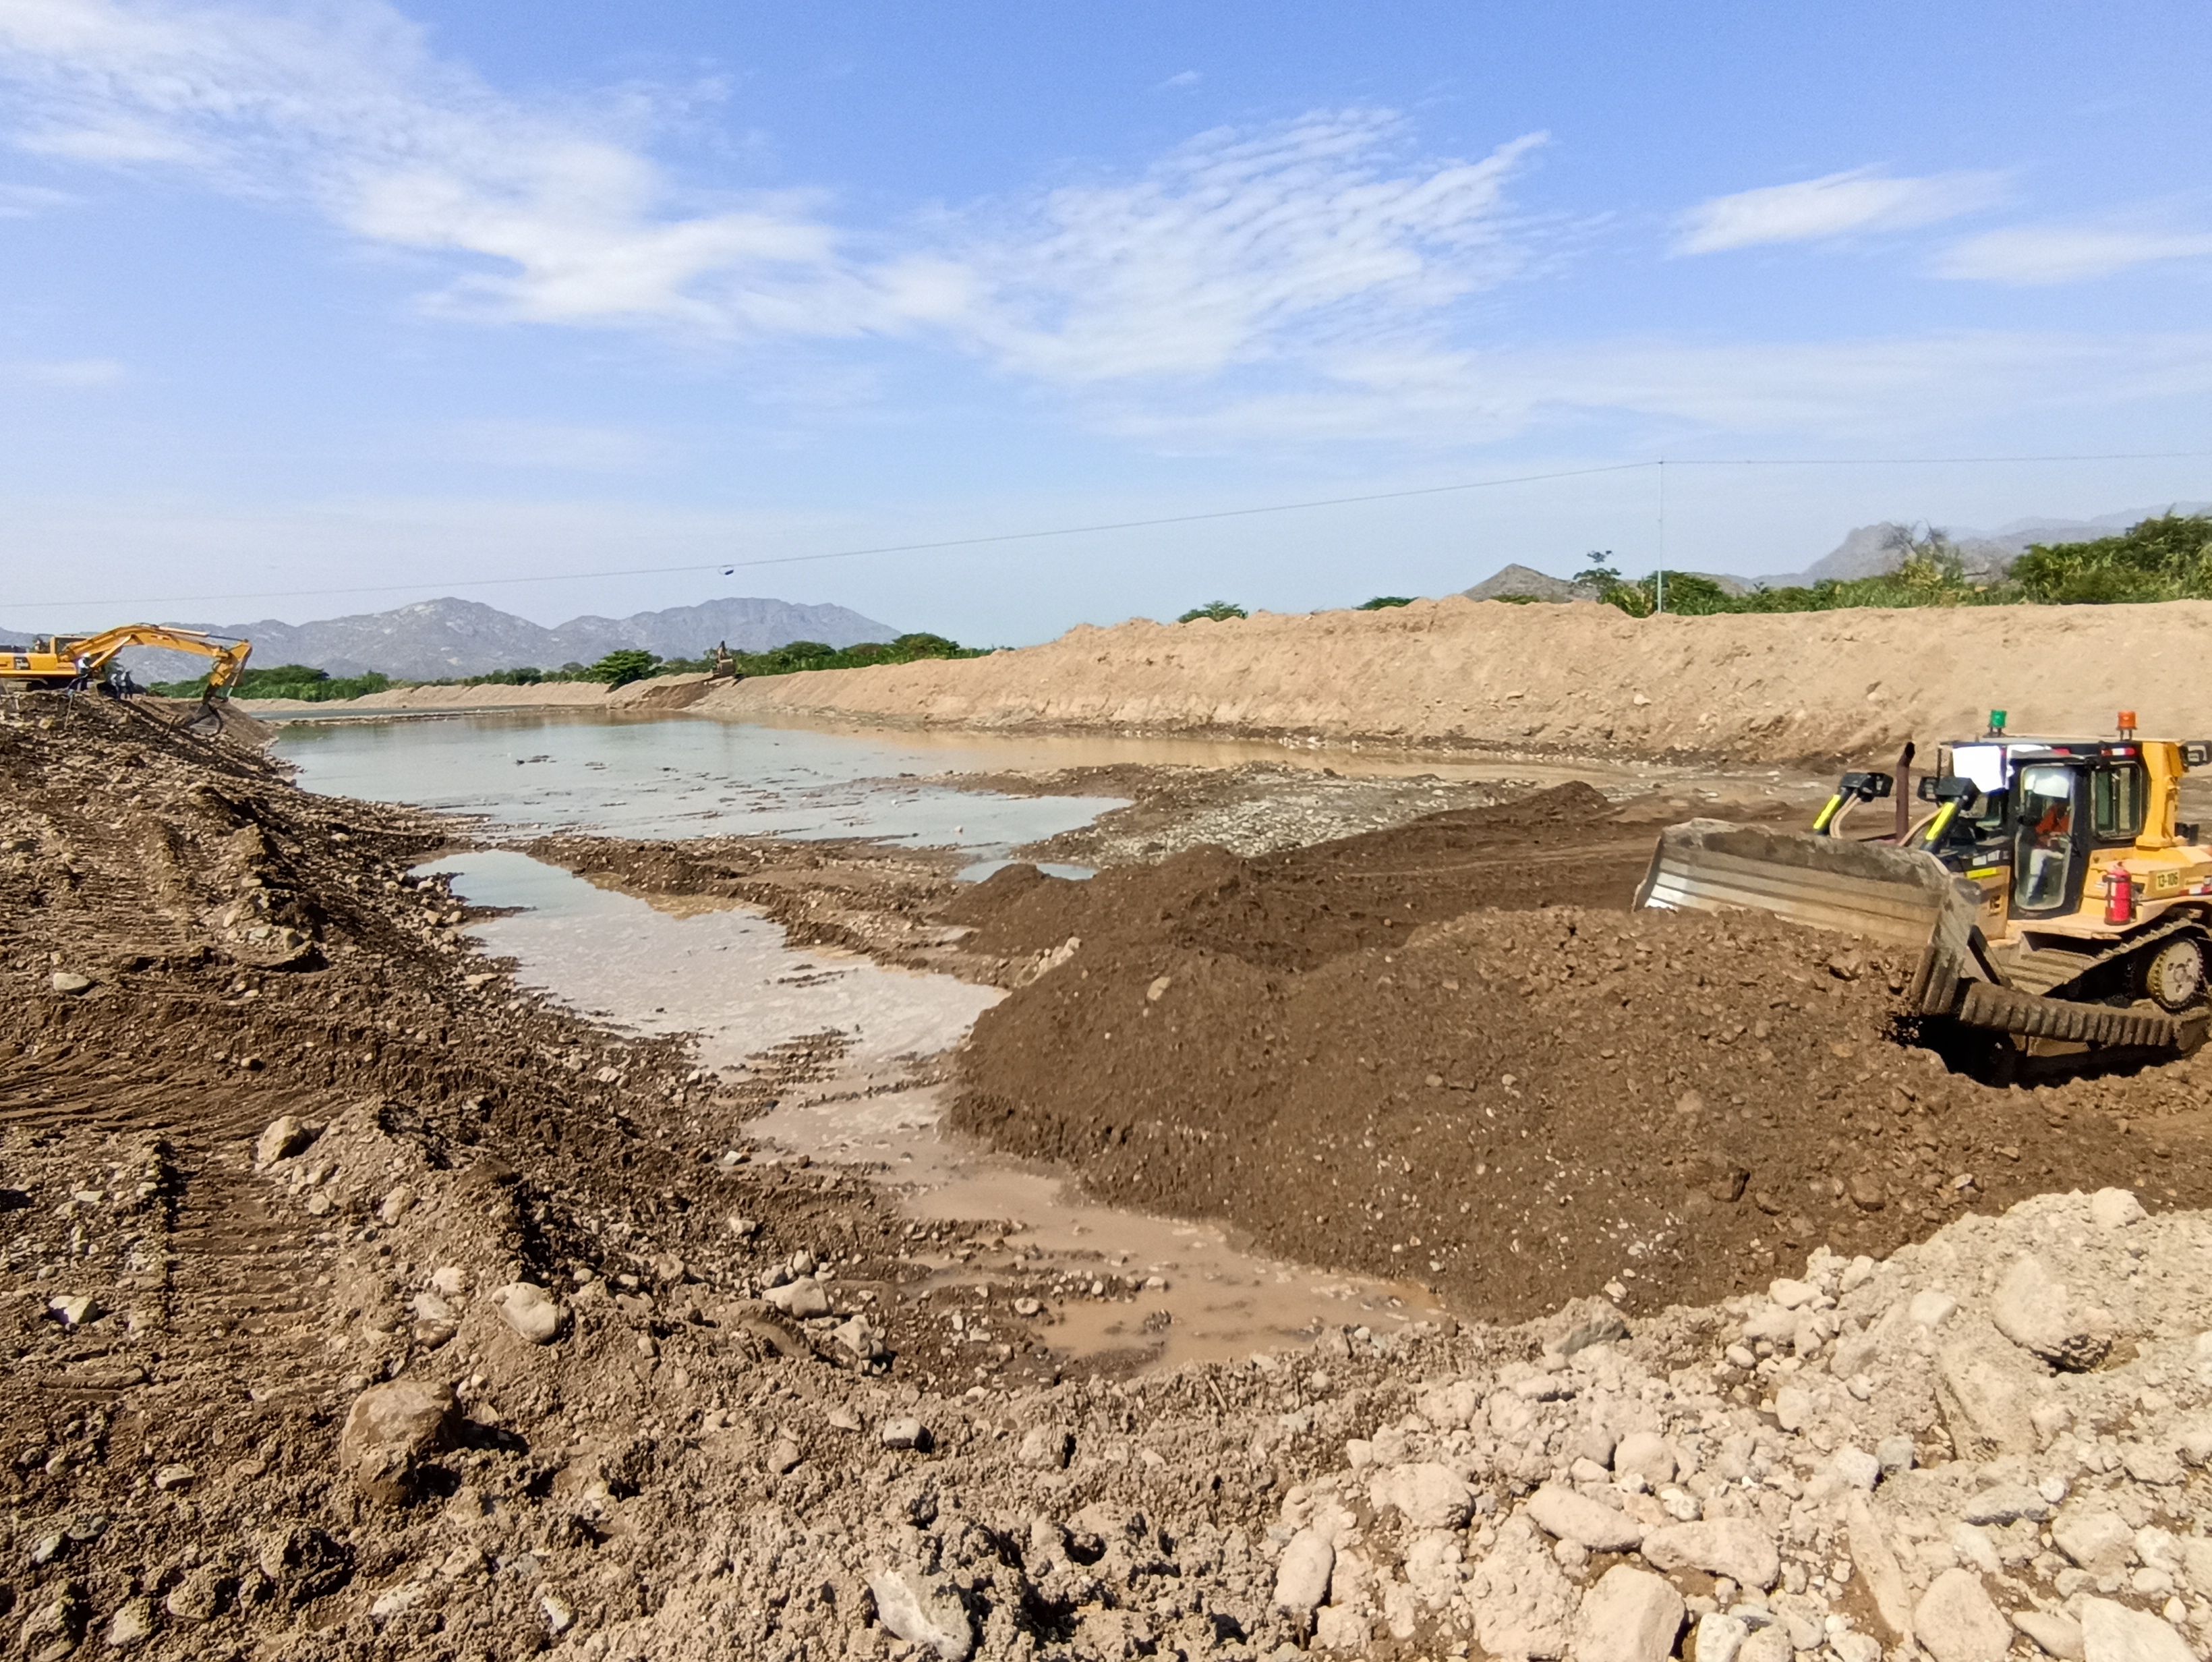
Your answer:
(1639, 711), (2212, 1058)
(1, 625), (253, 723)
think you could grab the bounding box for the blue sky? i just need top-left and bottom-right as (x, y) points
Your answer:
(3, 0), (2210, 643)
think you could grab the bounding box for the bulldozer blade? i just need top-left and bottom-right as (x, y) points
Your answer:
(1635, 819), (1985, 1015)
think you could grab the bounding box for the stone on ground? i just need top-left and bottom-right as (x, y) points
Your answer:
(492, 1281), (564, 1344)
(867, 1567), (974, 1661)
(1272, 1530), (1333, 1613)
(2078, 1597), (2194, 1661)
(1991, 1254), (2111, 1370)
(1525, 1482), (1644, 1551)
(1911, 1568), (2011, 1662)
(1639, 1518), (1779, 1590)
(1368, 1461), (1473, 1528)
(1572, 1564), (1683, 1662)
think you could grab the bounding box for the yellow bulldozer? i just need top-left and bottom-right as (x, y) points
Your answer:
(1, 625), (252, 719)
(1639, 712), (2212, 1057)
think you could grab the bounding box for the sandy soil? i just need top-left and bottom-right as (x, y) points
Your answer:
(699, 596), (2212, 766)
(243, 677), (715, 717)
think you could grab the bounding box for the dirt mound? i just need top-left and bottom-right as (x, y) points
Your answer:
(706, 592), (2212, 766)
(950, 783), (1661, 975)
(952, 811), (2212, 1323)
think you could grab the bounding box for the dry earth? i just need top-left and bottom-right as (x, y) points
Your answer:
(7, 694), (2212, 1661)
(700, 598), (2212, 767)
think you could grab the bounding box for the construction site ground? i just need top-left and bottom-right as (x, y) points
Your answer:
(7, 695), (2212, 1661)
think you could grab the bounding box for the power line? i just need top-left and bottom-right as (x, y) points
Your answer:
(17, 449), (2209, 613)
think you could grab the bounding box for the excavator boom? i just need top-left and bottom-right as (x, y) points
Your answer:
(0, 625), (252, 696)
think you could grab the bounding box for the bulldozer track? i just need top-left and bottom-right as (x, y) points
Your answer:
(1953, 978), (2207, 1050)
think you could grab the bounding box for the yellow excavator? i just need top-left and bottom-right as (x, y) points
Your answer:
(1639, 711), (2212, 1057)
(0, 625), (253, 720)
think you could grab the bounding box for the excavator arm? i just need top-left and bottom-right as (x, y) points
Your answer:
(0, 625), (252, 698)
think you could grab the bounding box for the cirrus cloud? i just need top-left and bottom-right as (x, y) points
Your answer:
(1675, 166), (2007, 255)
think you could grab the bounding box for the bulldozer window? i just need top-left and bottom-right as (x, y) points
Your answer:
(2091, 762), (2147, 842)
(2012, 763), (2081, 914)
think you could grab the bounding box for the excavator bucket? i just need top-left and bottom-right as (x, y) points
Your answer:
(1634, 819), (1985, 1017)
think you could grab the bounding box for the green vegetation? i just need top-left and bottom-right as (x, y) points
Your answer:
(151, 664), (392, 701)
(588, 648), (658, 688)
(1177, 601), (1248, 623)
(660, 633), (987, 677)
(1573, 516), (2212, 618)
(1357, 596), (1414, 610)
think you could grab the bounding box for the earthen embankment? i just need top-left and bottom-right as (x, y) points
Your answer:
(699, 596), (2212, 764)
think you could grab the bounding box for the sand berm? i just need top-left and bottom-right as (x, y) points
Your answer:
(699, 597), (2212, 763)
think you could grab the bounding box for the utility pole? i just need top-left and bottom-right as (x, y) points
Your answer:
(1655, 458), (1667, 614)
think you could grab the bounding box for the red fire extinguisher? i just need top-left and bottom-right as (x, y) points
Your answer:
(2105, 863), (2136, 926)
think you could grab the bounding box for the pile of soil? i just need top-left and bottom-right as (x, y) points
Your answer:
(950, 789), (2212, 1322)
(704, 589), (2212, 767)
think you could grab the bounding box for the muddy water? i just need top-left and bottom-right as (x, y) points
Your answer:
(279, 711), (1121, 857)
(428, 848), (1443, 1366)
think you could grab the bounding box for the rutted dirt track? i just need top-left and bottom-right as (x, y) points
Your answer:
(701, 595), (2212, 765)
(10, 695), (2212, 1659)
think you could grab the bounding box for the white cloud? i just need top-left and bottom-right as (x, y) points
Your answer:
(1935, 222), (2212, 285)
(0, 0), (891, 337)
(6, 357), (125, 384)
(950, 115), (1547, 382)
(1158, 70), (1201, 90)
(1675, 167), (2006, 254)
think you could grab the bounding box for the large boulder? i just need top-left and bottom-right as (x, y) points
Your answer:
(1573, 1565), (1683, 1662)
(1991, 1255), (2111, 1370)
(1641, 1518), (1780, 1590)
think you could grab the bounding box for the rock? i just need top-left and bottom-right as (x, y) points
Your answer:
(103, 1597), (154, 1649)
(1845, 1490), (1915, 1640)
(339, 1379), (458, 1506)
(1546, 1298), (1629, 1356)
(1641, 1518), (1780, 1590)
(831, 1315), (883, 1360)
(1831, 1445), (1880, 1490)
(1312, 1605), (1371, 1649)
(1991, 1255), (2111, 1370)
(2120, 1443), (2184, 1485)
(151, 1464), (196, 1491)
(2054, 1509), (2134, 1575)
(1936, 1338), (2039, 1458)
(164, 1567), (223, 1623)
(1848, 1172), (1887, 1210)
(2014, 1609), (2085, 1659)
(2078, 1597), (2192, 1661)
(20, 1586), (86, 1651)
(767, 1439), (803, 1475)
(1876, 1433), (1916, 1473)
(1613, 1430), (1677, 1486)
(1573, 1565), (1685, 1662)
(1525, 1483), (1644, 1552)
(1273, 1530), (1334, 1613)
(2184, 1537), (2212, 1597)
(492, 1282), (564, 1344)
(2178, 1421), (2212, 1465)
(1768, 1277), (1816, 1309)
(429, 1265), (467, 1297)
(254, 1115), (316, 1168)
(880, 1416), (929, 1451)
(378, 1185), (415, 1226)
(542, 1594), (575, 1634)
(49, 970), (92, 994)
(1913, 1570), (2010, 1662)
(1369, 1462), (1474, 1529)
(1465, 1515), (1577, 1661)
(1018, 1426), (1072, 1470)
(1960, 1483), (2050, 1526)
(763, 1276), (830, 1318)
(1739, 1631), (1793, 1662)
(867, 1567), (974, 1661)
(1773, 1385), (1813, 1431)
(1691, 1612), (1749, 1662)
(2089, 1188), (2147, 1229)
(49, 1294), (95, 1327)
(826, 1405), (863, 1432)
(1910, 1289), (1958, 1327)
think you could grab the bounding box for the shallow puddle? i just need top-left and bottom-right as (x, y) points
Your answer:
(426, 848), (1442, 1367)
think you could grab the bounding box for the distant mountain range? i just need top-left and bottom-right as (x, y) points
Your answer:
(0, 595), (898, 682)
(1460, 501), (2211, 602)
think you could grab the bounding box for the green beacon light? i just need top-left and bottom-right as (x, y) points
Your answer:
(1988, 709), (2008, 737)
